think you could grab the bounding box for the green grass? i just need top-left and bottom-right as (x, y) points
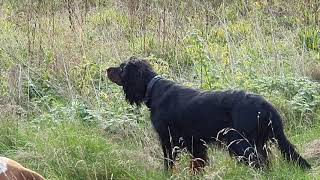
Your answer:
(1, 117), (318, 179)
(0, 118), (166, 180)
(1, 0), (320, 179)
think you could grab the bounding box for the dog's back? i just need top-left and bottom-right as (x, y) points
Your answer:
(0, 157), (45, 180)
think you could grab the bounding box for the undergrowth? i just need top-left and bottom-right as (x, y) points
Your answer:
(0, 0), (320, 179)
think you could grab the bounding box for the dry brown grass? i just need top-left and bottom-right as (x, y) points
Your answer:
(304, 139), (320, 160)
(305, 62), (320, 81)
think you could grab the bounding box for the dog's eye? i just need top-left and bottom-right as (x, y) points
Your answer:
(120, 64), (127, 73)
(119, 64), (127, 78)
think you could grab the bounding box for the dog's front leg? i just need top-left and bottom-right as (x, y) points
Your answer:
(161, 141), (174, 172)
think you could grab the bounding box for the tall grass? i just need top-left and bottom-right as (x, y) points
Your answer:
(0, 118), (166, 180)
(0, 0), (320, 179)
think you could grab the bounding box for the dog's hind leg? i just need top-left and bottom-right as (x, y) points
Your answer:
(224, 130), (261, 168)
(185, 138), (208, 172)
(256, 144), (270, 167)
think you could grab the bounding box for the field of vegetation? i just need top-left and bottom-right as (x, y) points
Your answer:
(0, 0), (320, 179)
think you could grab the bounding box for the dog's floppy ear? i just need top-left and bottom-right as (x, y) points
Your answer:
(122, 62), (146, 106)
(121, 58), (156, 106)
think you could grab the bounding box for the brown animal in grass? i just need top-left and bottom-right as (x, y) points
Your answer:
(0, 157), (45, 180)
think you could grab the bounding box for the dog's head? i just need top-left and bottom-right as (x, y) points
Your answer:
(107, 57), (157, 106)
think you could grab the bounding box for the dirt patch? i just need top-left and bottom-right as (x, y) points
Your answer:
(303, 139), (320, 163)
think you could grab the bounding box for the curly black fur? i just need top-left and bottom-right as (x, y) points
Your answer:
(107, 57), (311, 172)
(107, 57), (156, 106)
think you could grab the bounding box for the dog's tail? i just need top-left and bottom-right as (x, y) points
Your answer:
(269, 109), (311, 169)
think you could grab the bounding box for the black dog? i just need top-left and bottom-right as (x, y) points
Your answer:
(107, 57), (311, 171)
